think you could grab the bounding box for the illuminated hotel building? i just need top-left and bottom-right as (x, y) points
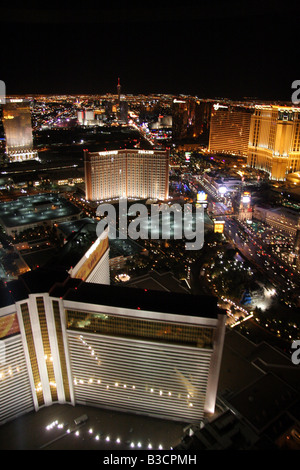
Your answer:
(172, 99), (190, 141)
(247, 105), (300, 180)
(2, 99), (38, 162)
(209, 104), (252, 156)
(0, 267), (226, 425)
(84, 148), (169, 202)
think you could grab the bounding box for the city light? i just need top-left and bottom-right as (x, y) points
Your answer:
(218, 186), (227, 195)
(0, 66), (299, 453)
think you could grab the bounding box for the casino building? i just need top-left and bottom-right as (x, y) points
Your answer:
(2, 98), (38, 162)
(0, 233), (226, 426)
(84, 148), (169, 202)
(247, 105), (300, 180)
(208, 104), (253, 157)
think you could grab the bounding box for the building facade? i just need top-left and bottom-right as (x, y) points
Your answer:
(247, 105), (300, 180)
(172, 98), (212, 145)
(0, 269), (226, 425)
(2, 98), (38, 162)
(209, 104), (253, 156)
(84, 148), (169, 202)
(68, 229), (110, 285)
(253, 205), (300, 236)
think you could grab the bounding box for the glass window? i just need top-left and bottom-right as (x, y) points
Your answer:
(66, 309), (214, 349)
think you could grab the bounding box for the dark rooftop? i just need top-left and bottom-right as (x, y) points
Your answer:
(125, 270), (189, 294)
(62, 279), (220, 319)
(229, 373), (299, 434)
(3, 266), (222, 320)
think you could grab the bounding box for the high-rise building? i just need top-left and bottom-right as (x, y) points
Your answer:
(196, 100), (214, 145)
(2, 98), (38, 162)
(84, 148), (169, 201)
(172, 98), (213, 145)
(172, 98), (212, 143)
(0, 267), (226, 425)
(247, 105), (300, 180)
(172, 99), (189, 141)
(114, 78), (128, 123)
(209, 104), (252, 156)
(77, 109), (95, 126)
(119, 101), (128, 123)
(117, 77), (121, 106)
(69, 228), (110, 285)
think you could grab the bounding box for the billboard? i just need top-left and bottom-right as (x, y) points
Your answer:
(0, 313), (20, 340)
(214, 220), (225, 234)
(242, 191), (251, 204)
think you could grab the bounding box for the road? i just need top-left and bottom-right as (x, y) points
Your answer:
(189, 174), (299, 297)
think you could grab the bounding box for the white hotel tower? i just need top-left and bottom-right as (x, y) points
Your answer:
(0, 235), (226, 425)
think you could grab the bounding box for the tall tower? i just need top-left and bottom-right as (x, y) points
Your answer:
(2, 98), (38, 162)
(209, 104), (252, 156)
(247, 105), (300, 181)
(117, 77), (121, 106)
(84, 148), (169, 202)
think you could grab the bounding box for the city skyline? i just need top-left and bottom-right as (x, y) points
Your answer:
(0, 91), (300, 450)
(1, 1), (300, 453)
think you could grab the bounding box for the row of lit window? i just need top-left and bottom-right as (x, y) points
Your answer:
(52, 300), (71, 402)
(36, 297), (58, 402)
(66, 310), (214, 348)
(71, 335), (205, 410)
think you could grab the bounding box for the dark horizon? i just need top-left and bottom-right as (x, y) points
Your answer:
(1, 2), (299, 101)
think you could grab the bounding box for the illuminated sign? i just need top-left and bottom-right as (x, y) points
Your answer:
(197, 191), (207, 202)
(213, 103), (228, 111)
(0, 313), (20, 339)
(98, 151), (118, 156)
(86, 236), (102, 258)
(242, 191), (251, 204)
(218, 186), (227, 195)
(214, 220), (225, 234)
(73, 235), (109, 281)
(138, 150), (154, 154)
(9, 99), (23, 103)
(185, 152), (191, 162)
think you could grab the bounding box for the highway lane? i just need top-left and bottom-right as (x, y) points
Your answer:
(193, 174), (299, 295)
(224, 218), (299, 291)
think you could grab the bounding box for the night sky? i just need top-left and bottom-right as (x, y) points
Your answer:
(1, 1), (299, 100)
